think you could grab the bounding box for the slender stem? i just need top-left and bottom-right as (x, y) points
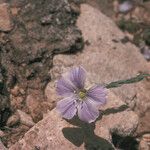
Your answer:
(105, 73), (150, 89)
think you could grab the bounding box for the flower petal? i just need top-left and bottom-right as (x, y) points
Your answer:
(56, 96), (77, 119)
(77, 100), (99, 123)
(70, 66), (86, 89)
(56, 77), (76, 96)
(87, 85), (107, 106)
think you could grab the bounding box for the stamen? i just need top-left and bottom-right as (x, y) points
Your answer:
(78, 89), (87, 100)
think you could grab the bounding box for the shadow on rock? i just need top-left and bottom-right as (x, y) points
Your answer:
(62, 117), (114, 150)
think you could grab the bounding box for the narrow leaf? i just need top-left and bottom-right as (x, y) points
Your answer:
(105, 73), (150, 89)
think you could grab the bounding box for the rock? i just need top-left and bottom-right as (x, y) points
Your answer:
(132, 4), (150, 24)
(70, 2), (80, 15)
(6, 114), (20, 127)
(10, 96), (24, 111)
(26, 93), (43, 122)
(139, 139), (150, 150)
(44, 81), (58, 106)
(0, 140), (7, 150)
(6, 125), (30, 148)
(48, 3), (150, 133)
(17, 110), (35, 127)
(10, 85), (26, 97)
(10, 86), (20, 97)
(141, 134), (150, 146)
(0, 3), (13, 32)
(0, 130), (5, 137)
(40, 15), (53, 25)
(9, 91), (138, 150)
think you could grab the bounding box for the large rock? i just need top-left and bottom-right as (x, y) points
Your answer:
(0, 3), (13, 32)
(48, 3), (150, 133)
(10, 91), (138, 150)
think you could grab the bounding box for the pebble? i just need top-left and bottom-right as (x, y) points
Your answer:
(40, 15), (52, 25)
(142, 134), (150, 145)
(0, 3), (13, 32)
(70, 3), (80, 14)
(0, 140), (7, 150)
(11, 85), (20, 96)
(142, 46), (150, 61)
(6, 114), (20, 127)
(0, 130), (5, 137)
(17, 110), (35, 127)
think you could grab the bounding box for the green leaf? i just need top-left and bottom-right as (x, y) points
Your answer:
(105, 74), (150, 89)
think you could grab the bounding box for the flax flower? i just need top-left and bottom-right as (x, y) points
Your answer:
(56, 66), (107, 123)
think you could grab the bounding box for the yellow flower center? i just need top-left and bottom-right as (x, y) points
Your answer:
(78, 90), (87, 100)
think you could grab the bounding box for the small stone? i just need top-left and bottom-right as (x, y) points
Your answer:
(139, 140), (149, 150)
(0, 3), (13, 32)
(142, 134), (150, 145)
(17, 110), (35, 127)
(0, 130), (5, 137)
(70, 3), (80, 14)
(26, 94), (43, 122)
(11, 7), (20, 16)
(40, 15), (52, 25)
(19, 88), (26, 95)
(45, 81), (58, 105)
(6, 114), (20, 127)
(56, 18), (61, 25)
(0, 140), (7, 150)
(11, 85), (20, 96)
(10, 96), (24, 110)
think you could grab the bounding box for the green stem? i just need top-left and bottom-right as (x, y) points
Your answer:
(105, 73), (150, 89)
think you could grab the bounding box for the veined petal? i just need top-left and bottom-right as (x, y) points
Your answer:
(56, 77), (76, 96)
(77, 100), (99, 123)
(56, 96), (77, 119)
(70, 66), (86, 89)
(87, 85), (107, 106)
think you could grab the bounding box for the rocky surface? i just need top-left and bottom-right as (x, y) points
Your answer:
(87, 0), (150, 62)
(0, 3), (13, 32)
(49, 3), (150, 134)
(0, 0), (149, 149)
(0, 0), (84, 146)
(9, 3), (149, 149)
(9, 92), (138, 150)
(0, 0), (83, 121)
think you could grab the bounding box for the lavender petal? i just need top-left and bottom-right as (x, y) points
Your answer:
(119, 1), (133, 13)
(78, 100), (99, 123)
(56, 96), (77, 119)
(56, 77), (76, 96)
(70, 66), (86, 89)
(87, 85), (107, 106)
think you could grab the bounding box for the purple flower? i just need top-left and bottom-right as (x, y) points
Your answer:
(56, 66), (107, 123)
(118, 1), (133, 13)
